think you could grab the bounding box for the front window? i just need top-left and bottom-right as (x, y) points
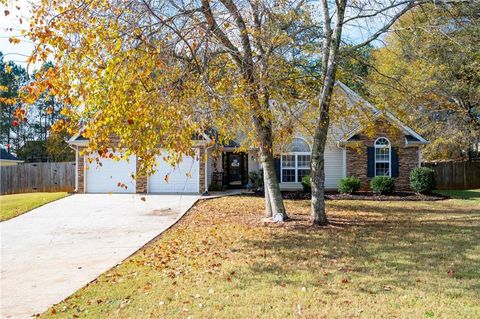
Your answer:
(375, 137), (391, 176)
(281, 138), (311, 183)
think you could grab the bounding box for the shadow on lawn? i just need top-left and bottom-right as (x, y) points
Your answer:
(435, 189), (480, 200)
(239, 203), (480, 292)
(328, 201), (479, 216)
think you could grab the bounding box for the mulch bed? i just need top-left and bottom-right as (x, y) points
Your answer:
(249, 190), (447, 201)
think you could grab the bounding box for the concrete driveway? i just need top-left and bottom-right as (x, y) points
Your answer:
(0, 194), (199, 318)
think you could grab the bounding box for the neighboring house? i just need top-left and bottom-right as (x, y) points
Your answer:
(0, 148), (24, 166)
(68, 82), (428, 194)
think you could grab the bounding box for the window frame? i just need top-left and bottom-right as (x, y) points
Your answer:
(374, 137), (391, 177)
(280, 138), (311, 183)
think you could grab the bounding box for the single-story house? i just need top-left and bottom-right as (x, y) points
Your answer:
(0, 148), (24, 166)
(68, 82), (428, 194)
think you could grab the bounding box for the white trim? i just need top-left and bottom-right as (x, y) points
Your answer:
(385, 112), (428, 143)
(83, 153), (87, 193)
(335, 81), (428, 145)
(280, 137), (311, 184)
(342, 148), (347, 178)
(75, 146), (78, 192)
(280, 153), (310, 183)
(339, 111), (428, 145)
(374, 137), (391, 177)
(0, 159), (24, 163)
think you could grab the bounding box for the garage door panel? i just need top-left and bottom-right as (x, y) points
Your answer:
(85, 153), (136, 193)
(148, 150), (200, 193)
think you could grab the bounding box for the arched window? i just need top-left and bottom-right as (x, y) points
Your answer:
(286, 138), (311, 153)
(374, 137), (391, 176)
(281, 138), (311, 183)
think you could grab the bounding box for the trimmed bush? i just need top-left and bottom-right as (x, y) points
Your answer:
(301, 175), (311, 193)
(410, 167), (435, 194)
(370, 176), (395, 194)
(208, 183), (225, 191)
(248, 171), (264, 190)
(338, 176), (361, 194)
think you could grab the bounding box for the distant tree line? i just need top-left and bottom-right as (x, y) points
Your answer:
(0, 52), (74, 162)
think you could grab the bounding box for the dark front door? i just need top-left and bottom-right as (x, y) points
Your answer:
(226, 153), (246, 188)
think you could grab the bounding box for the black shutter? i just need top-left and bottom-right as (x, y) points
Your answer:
(367, 147), (375, 177)
(391, 148), (399, 177)
(274, 157), (281, 182)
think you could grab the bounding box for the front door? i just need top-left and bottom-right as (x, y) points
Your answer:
(226, 153), (245, 188)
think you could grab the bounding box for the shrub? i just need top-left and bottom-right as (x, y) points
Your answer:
(338, 176), (361, 194)
(208, 183), (225, 191)
(248, 170), (264, 190)
(410, 167), (435, 194)
(301, 175), (311, 193)
(370, 176), (395, 194)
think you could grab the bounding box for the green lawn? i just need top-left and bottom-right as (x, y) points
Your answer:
(434, 189), (480, 206)
(0, 192), (69, 221)
(40, 196), (480, 318)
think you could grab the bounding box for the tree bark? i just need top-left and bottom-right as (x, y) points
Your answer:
(310, 0), (346, 226)
(263, 167), (273, 218)
(201, 0), (286, 220)
(310, 117), (329, 225)
(260, 147), (286, 219)
(254, 111), (286, 220)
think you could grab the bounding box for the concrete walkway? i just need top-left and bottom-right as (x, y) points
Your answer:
(0, 194), (199, 318)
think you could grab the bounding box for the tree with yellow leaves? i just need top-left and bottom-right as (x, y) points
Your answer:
(24, 0), (318, 219)
(367, 2), (479, 160)
(308, 0), (471, 225)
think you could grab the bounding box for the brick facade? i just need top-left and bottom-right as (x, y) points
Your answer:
(77, 147), (85, 193)
(135, 156), (148, 193)
(198, 145), (206, 193)
(345, 118), (420, 191)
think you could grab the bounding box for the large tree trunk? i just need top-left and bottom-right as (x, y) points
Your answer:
(263, 167), (273, 217)
(310, 110), (329, 225)
(260, 148), (286, 219)
(200, 0), (286, 220)
(310, 0), (346, 225)
(253, 110), (286, 220)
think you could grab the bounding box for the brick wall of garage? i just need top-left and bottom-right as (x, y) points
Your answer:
(198, 145), (206, 193)
(135, 156), (148, 193)
(77, 147), (85, 193)
(345, 117), (420, 191)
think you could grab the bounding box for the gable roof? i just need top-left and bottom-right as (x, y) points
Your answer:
(0, 148), (23, 162)
(335, 81), (428, 145)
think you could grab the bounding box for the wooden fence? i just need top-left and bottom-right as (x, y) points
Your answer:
(0, 162), (75, 195)
(423, 161), (480, 190)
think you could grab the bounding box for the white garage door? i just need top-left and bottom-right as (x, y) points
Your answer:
(85, 152), (136, 193)
(148, 150), (200, 193)
(324, 146), (344, 189)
